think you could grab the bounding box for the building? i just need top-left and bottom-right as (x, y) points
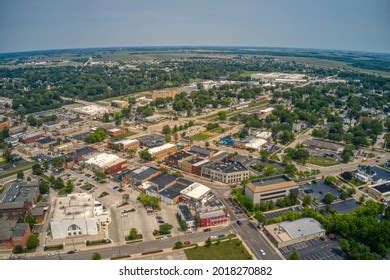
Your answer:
(108, 128), (125, 137)
(108, 138), (140, 151)
(245, 175), (298, 204)
(0, 181), (39, 219)
(42, 120), (62, 131)
(180, 157), (209, 175)
(157, 178), (194, 204)
(138, 134), (165, 148)
(257, 107), (274, 118)
(164, 150), (192, 168)
(264, 218), (326, 248)
(0, 219), (31, 249)
(199, 208), (228, 228)
(19, 131), (44, 144)
(366, 182), (390, 202)
(50, 193), (110, 239)
(178, 205), (195, 229)
(238, 137), (267, 151)
(189, 145), (216, 158)
(65, 146), (96, 165)
(303, 139), (344, 153)
(111, 100), (128, 108)
(85, 153), (128, 174)
(201, 161), (249, 184)
(148, 143), (178, 161)
(126, 166), (160, 186)
(181, 182), (211, 204)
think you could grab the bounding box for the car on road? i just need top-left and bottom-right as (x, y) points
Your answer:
(113, 186), (119, 190)
(236, 220), (242, 225)
(67, 250), (76, 254)
(260, 249), (266, 256)
(203, 228), (211, 232)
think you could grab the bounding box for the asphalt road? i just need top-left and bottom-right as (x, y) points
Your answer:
(29, 227), (233, 260)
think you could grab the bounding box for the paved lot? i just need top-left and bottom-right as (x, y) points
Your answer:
(133, 250), (187, 260)
(322, 198), (360, 213)
(301, 180), (341, 202)
(280, 237), (347, 260)
(265, 206), (303, 221)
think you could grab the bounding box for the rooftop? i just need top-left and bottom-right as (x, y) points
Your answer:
(149, 143), (176, 155)
(181, 182), (210, 200)
(279, 218), (325, 240)
(52, 193), (96, 221)
(0, 181), (39, 209)
(246, 175), (297, 193)
(206, 160), (248, 173)
(85, 153), (125, 168)
(129, 166), (159, 181)
(178, 205), (194, 221)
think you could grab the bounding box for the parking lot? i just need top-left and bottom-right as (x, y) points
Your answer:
(320, 198), (359, 213)
(280, 237), (347, 260)
(300, 180), (341, 202)
(265, 206), (303, 221)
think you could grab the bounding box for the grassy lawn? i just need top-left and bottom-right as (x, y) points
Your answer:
(0, 157), (6, 164)
(184, 239), (252, 260)
(190, 131), (214, 141)
(306, 156), (340, 167)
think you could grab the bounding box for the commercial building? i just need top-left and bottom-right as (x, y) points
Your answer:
(366, 182), (390, 202)
(164, 150), (192, 168)
(180, 157), (209, 176)
(178, 205), (195, 229)
(0, 219), (31, 249)
(202, 161), (250, 184)
(85, 153), (128, 174)
(108, 128), (125, 137)
(181, 182), (211, 204)
(189, 145), (216, 158)
(65, 146), (96, 166)
(111, 100), (128, 108)
(199, 208), (228, 228)
(42, 120), (62, 131)
(126, 166), (160, 186)
(264, 218), (326, 248)
(303, 139), (344, 153)
(50, 193), (110, 239)
(19, 131), (44, 144)
(138, 134), (165, 148)
(245, 175), (298, 203)
(0, 181), (39, 219)
(148, 143), (178, 161)
(108, 138), (140, 151)
(238, 137), (267, 151)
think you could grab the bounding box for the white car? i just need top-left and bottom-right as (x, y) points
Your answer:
(260, 249), (266, 256)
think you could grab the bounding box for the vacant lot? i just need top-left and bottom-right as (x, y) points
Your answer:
(307, 156), (339, 166)
(185, 239), (252, 260)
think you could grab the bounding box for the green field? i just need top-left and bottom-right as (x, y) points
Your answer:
(306, 156), (340, 167)
(190, 131), (214, 141)
(0, 157), (6, 164)
(184, 239), (252, 260)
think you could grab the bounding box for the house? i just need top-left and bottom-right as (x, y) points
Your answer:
(178, 205), (195, 229)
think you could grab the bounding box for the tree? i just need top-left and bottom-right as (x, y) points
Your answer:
(174, 241), (183, 249)
(205, 141), (210, 147)
(114, 112), (122, 125)
(24, 213), (37, 229)
(51, 156), (65, 170)
(103, 112), (110, 122)
(239, 127), (249, 139)
(162, 125), (171, 135)
(165, 134), (171, 143)
(217, 111), (227, 121)
(63, 180), (74, 194)
(139, 149), (152, 161)
(32, 163), (43, 175)
(52, 177), (65, 190)
(128, 228), (138, 240)
(205, 237), (212, 247)
(260, 150), (270, 161)
(324, 193), (336, 205)
(16, 171), (24, 180)
(13, 245), (24, 254)
(92, 252), (102, 260)
(254, 211), (266, 225)
(26, 234), (39, 250)
(39, 179), (50, 194)
(289, 251), (300, 260)
(94, 171), (107, 181)
(159, 223), (173, 235)
(302, 195), (313, 207)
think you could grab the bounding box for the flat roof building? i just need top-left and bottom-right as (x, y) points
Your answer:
(202, 160), (250, 184)
(85, 153), (128, 174)
(50, 193), (110, 239)
(148, 143), (178, 161)
(264, 218), (326, 248)
(245, 175), (298, 204)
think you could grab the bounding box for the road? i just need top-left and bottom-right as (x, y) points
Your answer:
(29, 227), (233, 260)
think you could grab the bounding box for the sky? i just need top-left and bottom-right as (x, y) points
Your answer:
(0, 0), (389, 53)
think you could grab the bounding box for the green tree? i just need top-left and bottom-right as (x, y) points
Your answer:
(260, 150), (270, 161)
(26, 234), (39, 250)
(51, 156), (65, 170)
(139, 149), (152, 161)
(302, 195), (313, 207)
(289, 251), (300, 260)
(32, 163), (43, 175)
(217, 111), (227, 121)
(63, 180), (74, 194)
(39, 179), (50, 194)
(128, 228), (138, 240)
(92, 252), (102, 260)
(205, 237), (212, 247)
(24, 213), (37, 229)
(162, 124), (171, 135)
(103, 112), (110, 122)
(174, 241), (183, 249)
(16, 170), (24, 180)
(159, 223), (173, 235)
(324, 193), (336, 205)
(254, 211), (266, 225)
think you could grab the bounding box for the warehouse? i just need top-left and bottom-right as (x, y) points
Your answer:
(264, 218), (325, 248)
(85, 153), (128, 174)
(108, 138), (140, 151)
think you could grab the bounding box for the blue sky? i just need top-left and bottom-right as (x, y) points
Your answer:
(0, 0), (389, 53)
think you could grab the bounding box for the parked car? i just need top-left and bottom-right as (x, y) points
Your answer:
(260, 249), (266, 256)
(236, 220), (242, 225)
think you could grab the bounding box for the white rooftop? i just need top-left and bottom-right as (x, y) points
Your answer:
(181, 182), (210, 200)
(279, 218), (325, 239)
(85, 153), (124, 168)
(116, 138), (138, 145)
(149, 143), (176, 155)
(52, 193), (95, 221)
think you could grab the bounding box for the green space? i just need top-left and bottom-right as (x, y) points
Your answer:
(0, 157), (6, 164)
(80, 183), (95, 191)
(306, 156), (340, 166)
(185, 239), (252, 260)
(190, 131), (214, 141)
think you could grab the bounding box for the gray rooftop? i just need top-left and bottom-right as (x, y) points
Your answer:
(279, 218), (325, 239)
(0, 181), (39, 209)
(252, 175), (291, 186)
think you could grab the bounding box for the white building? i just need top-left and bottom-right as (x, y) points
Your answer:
(50, 193), (110, 239)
